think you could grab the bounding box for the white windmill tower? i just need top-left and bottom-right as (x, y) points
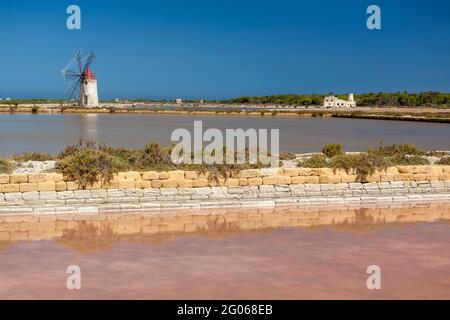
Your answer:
(61, 49), (99, 107)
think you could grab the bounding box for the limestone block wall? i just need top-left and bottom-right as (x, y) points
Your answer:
(0, 165), (450, 214)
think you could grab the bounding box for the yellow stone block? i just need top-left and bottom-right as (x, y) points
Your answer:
(118, 180), (135, 189)
(282, 168), (299, 176)
(1, 184), (20, 193)
(311, 168), (333, 176)
(38, 182), (56, 191)
(184, 171), (198, 179)
(46, 173), (64, 182)
(86, 182), (101, 190)
(291, 176), (306, 184)
(397, 166), (413, 174)
(177, 179), (194, 188)
(135, 180), (153, 189)
(442, 166), (450, 174)
(159, 172), (169, 180)
(28, 173), (47, 183)
(297, 168), (312, 176)
(238, 178), (248, 186)
(197, 172), (209, 179)
(66, 181), (80, 190)
(425, 174), (439, 181)
(19, 183), (38, 192)
(101, 180), (119, 189)
(122, 171), (142, 181)
(380, 174), (394, 182)
(0, 174), (9, 184)
(55, 181), (67, 191)
(319, 175), (341, 184)
(193, 179), (209, 187)
(438, 173), (450, 181)
(262, 176), (278, 185)
(224, 178), (239, 187)
(161, 179), (179, 188)
(238, 169), (260, 178)
(412, 174), (427, 181)
(141, 171), (159, 180)
(151, 180), (162, 188)
(366, 174), (381, 183)
(305, 176), (319, 184)
(248, 178), (263, 186)
(385, 167), (399, 174)
(9, 174), (28, 184)
(277, 176), (292, 184)
(341, 174), (358, 183)
(168, 171), (185, 180)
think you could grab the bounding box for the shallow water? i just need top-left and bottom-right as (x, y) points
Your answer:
(0, 203), (449, 299)
(1, 113), (450, 155)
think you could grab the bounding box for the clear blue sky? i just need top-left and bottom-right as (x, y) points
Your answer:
(0, 0), (449, 100)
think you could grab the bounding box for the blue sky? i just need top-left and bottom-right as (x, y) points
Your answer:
(0, 0), (449, 99)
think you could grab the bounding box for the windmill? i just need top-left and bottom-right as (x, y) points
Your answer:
(61, 49), (99, 107)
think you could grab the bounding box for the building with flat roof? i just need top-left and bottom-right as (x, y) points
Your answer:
(323, 94), (356, 108)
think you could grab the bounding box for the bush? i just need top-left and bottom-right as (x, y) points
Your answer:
(13, 151), (55, 162)
(322, 144), (344, 158)
(0, 158), (14, 174)
(437, 157), (450, 165)
(57, 147), (130, 189)
(298, 154), (328, 168)
(330, 153), (390, 179)
(368, 144), (423, 157)
(279, 151), (296, 160)
(133, 142), (173, 170)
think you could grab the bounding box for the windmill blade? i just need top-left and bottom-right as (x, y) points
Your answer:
(67, 77), (82, 100)
(82, 51), (96, 73)
(77, 49), (83, 74)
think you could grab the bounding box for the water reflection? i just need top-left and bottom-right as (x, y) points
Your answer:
(1, 202), (450, 253)
(79, 114), (98, 142)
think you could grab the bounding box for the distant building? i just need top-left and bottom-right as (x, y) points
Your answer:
(323, 94), (356, 108)
(176, 98), (182, 105)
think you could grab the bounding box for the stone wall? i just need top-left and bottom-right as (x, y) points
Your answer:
(1, 165), (450, 214)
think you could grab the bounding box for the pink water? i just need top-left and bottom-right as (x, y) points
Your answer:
(0, 204), (449, 299)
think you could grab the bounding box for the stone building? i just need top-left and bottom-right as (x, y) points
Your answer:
(323, 94), (356, 108)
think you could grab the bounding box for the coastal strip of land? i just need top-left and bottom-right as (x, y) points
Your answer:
(2, 103), (450, 123)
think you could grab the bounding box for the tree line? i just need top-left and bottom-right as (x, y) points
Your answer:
(218, 92), (450, 107)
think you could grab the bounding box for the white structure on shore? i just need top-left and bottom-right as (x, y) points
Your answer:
(79, 67), (99, 107)
(176, 98), (182, 105)
(323, 94), (356, 108)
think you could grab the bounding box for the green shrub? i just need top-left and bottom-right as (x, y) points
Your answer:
(58, 139), (97, 159)
(368, 144), (423, 157)
(437, 157), (450, 165)
(330, 153), (390, 179)
(13, 151), (55, 162)
(133, 142), (173, 170)
(298, 154), (328, 168)
(0, 158), (14, 174)
(57, 148), (130, 189)
(322, 144), (344, 158)
(279, 151), (297, 161)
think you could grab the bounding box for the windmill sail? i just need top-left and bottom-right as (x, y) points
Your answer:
(61, 49), (96, 101)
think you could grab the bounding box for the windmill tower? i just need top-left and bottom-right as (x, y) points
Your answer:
(61, 49), (99, 107)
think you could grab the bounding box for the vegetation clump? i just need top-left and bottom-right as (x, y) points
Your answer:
(322, 144), (344, 158)
(57, 140), (130, 189)
(299, 143), (431, 181)
(437, 157), (450, 165)
(0, 158), (14, 174)
(13, 151), (55, 162)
